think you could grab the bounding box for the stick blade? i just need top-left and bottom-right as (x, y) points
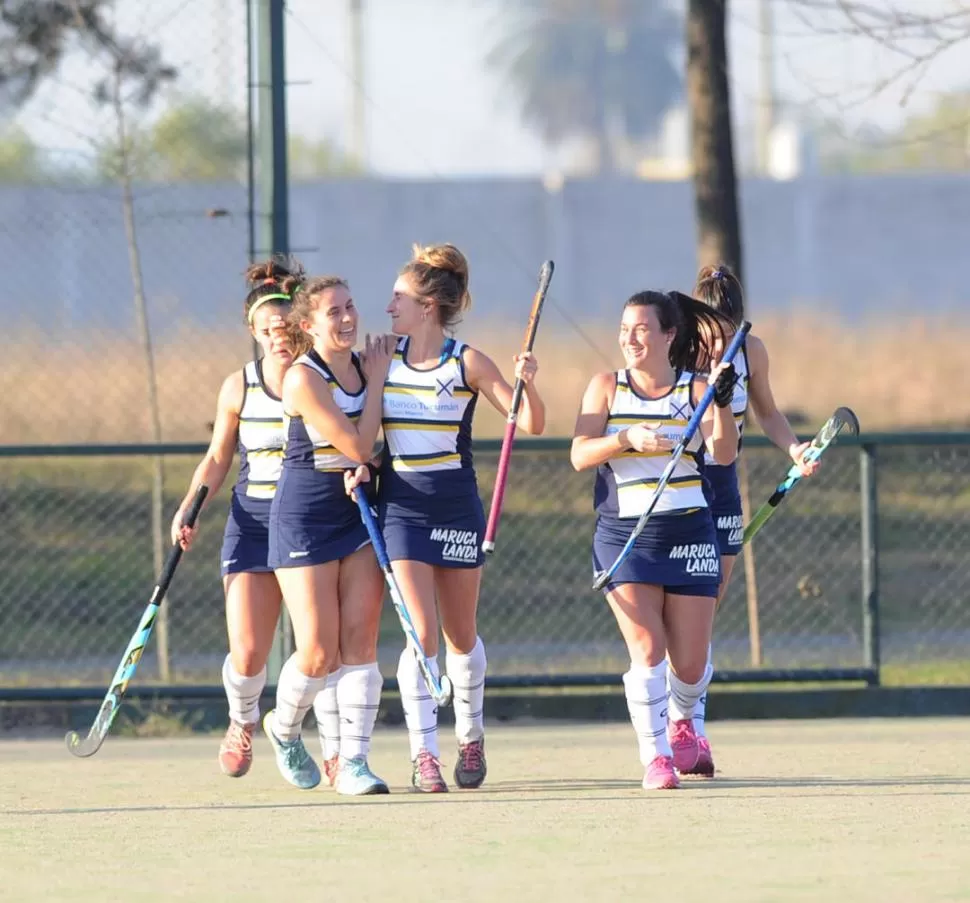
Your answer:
(65, 728), (105, 758)
(831, 406), (860, 436)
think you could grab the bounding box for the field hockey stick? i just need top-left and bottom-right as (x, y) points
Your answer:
(592, 321), (752, 591)
(65, 484), (208, 758)
(482, 259), (555, 555)
(742, 406), (860, 545)
(354, 488), (454, 707)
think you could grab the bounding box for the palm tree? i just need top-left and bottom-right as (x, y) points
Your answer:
(487, 0), (684, 173)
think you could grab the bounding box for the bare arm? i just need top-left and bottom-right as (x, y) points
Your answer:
(693, 372), (739, 466)
(746, 335), (819, 475)
(171, 370), (244, 548)
(570, 372), (624, 471)
(285, 365), (383, 464)
(463, 347), (546, 435)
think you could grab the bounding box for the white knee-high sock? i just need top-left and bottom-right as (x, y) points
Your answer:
(312, 668), (342, 759)
(222, 655), (266, 726)
(692, 645), (713, 738)
(273, 655), (326, 742)
(668, 662), (714, 724)
(446, 637), (487, 744)
(337, 662), (383, 760)
(396, 648), (440, 759)
(623, 662), (672, 764)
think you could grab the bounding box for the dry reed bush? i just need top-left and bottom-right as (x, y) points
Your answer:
(2, 312), (967, 444)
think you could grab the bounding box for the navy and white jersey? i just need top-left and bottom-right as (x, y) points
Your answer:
(381, 337), (477, 475)
(234, 360), (285, 503)
(268, 349), (371, 570)
(282, 350), (366, 472)
(594, 369), (707, 519)
(702, 343), (749, 465)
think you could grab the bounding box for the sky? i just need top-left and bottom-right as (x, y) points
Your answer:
(11, 0), (970, 177)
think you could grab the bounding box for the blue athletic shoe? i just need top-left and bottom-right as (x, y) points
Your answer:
(262, 710), (321, 790)
(335, 756), (389, 796)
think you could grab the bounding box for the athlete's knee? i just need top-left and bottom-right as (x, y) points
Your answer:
(230, 647), (266, 676)
(294, 640), (336, 678)
(627, 633), (666, 669)
(340, 620), (379, 664)
(668, 651), (707, 685)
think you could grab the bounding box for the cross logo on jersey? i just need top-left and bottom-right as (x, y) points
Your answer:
(436, 377), (454, 397)
(671, 401), (690, 422)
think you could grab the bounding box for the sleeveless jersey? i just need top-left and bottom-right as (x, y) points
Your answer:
(595, 369), (708, 519)
(235, 360), (285, 502)
(381, 337), (477, 474)
(282, 350), (366, 471)
(703, 343), (749, 465)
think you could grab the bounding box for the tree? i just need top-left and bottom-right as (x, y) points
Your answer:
(150, 98), (248, 181)
(686, 0), (742, 278)
(488, 0), (684, 173)
(288, 134), (362, 180)
(0, 125), (46, 182)
(0, 1), (174, 107)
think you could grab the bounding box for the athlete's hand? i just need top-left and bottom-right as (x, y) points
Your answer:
(789, 441), (820, 477)
(624, 424), (675, 454)
(512, 351), (538, 384)
(361, 333), (394, 382)
(170, 506), (199, 551)
(707, 360), (738, 408)
(344, 464), (371, 501)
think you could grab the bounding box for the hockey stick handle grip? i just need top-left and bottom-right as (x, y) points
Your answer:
(685, 320), (752, 440)
(355, 487), (391, 571)
(152, 484), (208, 605)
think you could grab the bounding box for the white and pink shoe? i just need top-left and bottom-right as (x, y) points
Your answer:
(669, 718), (700, 774)
(643, 754), (680, 790)
(681, 736), (715, 777)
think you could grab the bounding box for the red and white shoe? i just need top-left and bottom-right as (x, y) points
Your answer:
(669, 718), (700, 774)
(218, 720), (254, 778)
(643, 754), (679, 790)
(323, 754), (340, 787)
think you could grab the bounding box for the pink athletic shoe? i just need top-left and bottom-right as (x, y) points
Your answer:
(643, 754), (679, 790)
(681, 736), (715, 777)
(669, 719), (700, 773)
(323, 754), (340, 787)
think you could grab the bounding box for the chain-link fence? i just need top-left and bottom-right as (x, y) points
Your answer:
(1, 434), (966, 690)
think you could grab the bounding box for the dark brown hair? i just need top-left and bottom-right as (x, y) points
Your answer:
(624, 290), (734, 373)
(243, 255), (305, 325)
(694, 264), (745, 326)
(400, 243), (472, 331)
(283, 275), (350, 358)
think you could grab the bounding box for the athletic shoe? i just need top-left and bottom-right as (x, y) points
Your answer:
(681, 736), (715, 777)
(454, 738), (487, 789)
(218, 720), (254, 778)
(643, 754), (680, 790)
(410, 750), (448, 793)
(335, 756), (389, 796)
(323, 753), (340, 787)
(262, 709), (321, 790)
(669, 718), (701, 774)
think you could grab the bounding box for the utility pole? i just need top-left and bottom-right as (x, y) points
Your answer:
(251, 0), (291, 681)
(756, 0), (775, 176)
(349, 0), (366, 168)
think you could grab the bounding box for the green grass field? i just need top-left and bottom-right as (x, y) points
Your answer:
(2, 719), (969, 902)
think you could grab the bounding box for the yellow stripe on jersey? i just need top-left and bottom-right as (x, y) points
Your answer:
(617, 477), (703, 492)
(391, 452), (461, 470)
(607, 414), (688, 427)
(245, 482), (277, 500)
(384, 383), (474, 398)
(383, 421), (458, 432)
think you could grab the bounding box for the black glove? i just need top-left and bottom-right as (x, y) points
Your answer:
(713, 364), (738, 408)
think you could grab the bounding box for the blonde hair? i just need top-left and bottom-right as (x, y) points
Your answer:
(401, 242), (472, 330)
(282, 275), (350, 357)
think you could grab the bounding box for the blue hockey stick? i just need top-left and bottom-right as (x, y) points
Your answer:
(592, 321), (752, 591)
(354, 488), (453, 706)
(66, 484), (208, 757)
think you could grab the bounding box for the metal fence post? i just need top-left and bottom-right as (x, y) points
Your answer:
(860, 443), (881, 686)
